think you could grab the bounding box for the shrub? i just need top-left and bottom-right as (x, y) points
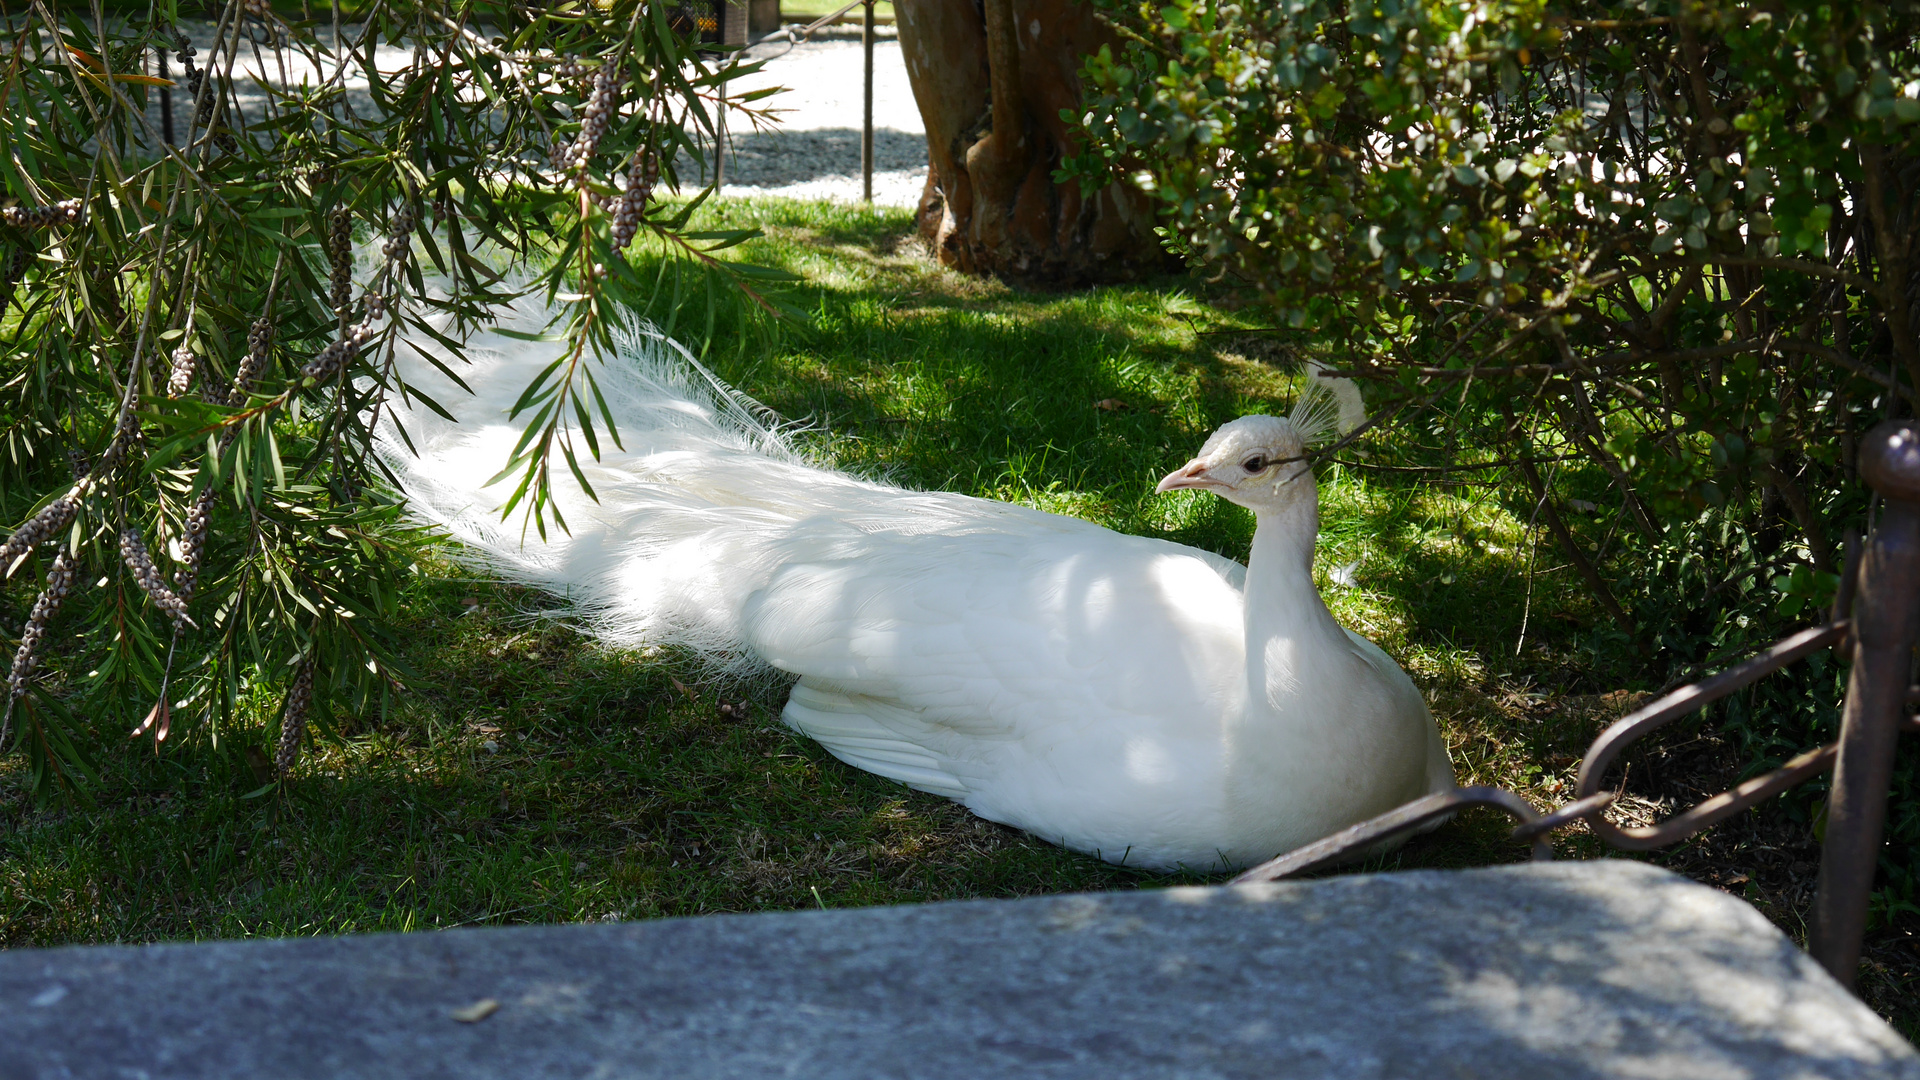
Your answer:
(0, 0), (779, 795)
(1069, 0), (1919, 919)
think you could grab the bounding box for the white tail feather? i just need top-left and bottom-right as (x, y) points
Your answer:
(375, 291), (1083, 676)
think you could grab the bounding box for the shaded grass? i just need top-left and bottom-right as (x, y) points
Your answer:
(2, 197), (1912, 1036)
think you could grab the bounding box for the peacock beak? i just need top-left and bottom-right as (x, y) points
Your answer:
(1156, 458), (1225, 493)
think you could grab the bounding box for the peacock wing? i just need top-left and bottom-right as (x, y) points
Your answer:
(742, 524), (1247, 803)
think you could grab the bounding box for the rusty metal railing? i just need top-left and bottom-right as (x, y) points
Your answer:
(1233, 419), (1920, 994)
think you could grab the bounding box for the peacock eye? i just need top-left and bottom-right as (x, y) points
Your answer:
(1242, 455), (1267, 474)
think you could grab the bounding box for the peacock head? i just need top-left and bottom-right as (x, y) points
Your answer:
(1155, 415), (1315, 514)
(1156, 364), (1364, 515)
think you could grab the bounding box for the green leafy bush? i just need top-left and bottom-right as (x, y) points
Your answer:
(1069, 0), (1919, 918)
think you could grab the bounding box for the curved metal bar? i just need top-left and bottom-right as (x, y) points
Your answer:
(1229, 699), (1920, 890)
(1595, 743), (1839, 851)
(1510, 792), (1614, 841)
(1231, 786), (1546, 885)
(1574, 620), (1849, 847)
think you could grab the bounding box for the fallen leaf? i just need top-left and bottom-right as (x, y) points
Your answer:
(1726, 872), (1750, 886)
(1094, 398), (1129, 412)
(450, 998), (500, 1023)
(670, 676), (696, 700)
(130, 700), (170, 743)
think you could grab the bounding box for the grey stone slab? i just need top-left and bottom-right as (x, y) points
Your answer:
(2, 861), (1912, 1079)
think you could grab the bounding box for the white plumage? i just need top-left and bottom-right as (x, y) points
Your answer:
(378, 299), (1453, 872)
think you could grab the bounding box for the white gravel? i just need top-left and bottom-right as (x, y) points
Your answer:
(156, 23), (928, 209)
(710, 30), (927, 207)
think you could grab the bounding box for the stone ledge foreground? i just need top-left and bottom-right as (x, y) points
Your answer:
(3, 861), (1914, 1079)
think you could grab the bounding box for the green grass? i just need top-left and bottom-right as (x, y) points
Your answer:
(779, 0), (894, 22)
(2, 196), (1912, 1035)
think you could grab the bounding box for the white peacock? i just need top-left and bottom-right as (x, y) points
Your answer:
(381, 312), (1453, 872)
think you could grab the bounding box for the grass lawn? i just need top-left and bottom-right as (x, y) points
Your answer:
(2, 197), (1913, 1035)
(779, 0), (894, 22)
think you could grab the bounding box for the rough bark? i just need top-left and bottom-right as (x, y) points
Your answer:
(896, 0), (1169, 286)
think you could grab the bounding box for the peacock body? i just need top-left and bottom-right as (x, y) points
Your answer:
(379, 306), (1453, 872)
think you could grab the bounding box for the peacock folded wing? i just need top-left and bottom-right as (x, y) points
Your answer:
(742, 523), (1251, 850)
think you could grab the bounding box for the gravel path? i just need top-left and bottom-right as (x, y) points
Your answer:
(157, 23), (928, 208)
(713, 30), (927, 207)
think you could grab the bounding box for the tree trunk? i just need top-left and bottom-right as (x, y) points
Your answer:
(896, 0), (1169, 286)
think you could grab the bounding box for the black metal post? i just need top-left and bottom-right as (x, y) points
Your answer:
(862, 0), (875, 203)
(715, 73), (728, 191)
(1810, 420), (1920, 989)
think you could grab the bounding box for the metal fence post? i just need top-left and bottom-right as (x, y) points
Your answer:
(862, 0), (875, 203)
(1810, 419), (1920, 989)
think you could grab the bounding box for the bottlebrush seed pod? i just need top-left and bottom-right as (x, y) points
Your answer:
(200, 370), (232, 407)
(119, 528), (194, 629)
(166, 344), (197, 398)
(0, 199), (84, 229)
(381, 208), (414, 263)
(275, 660), (314, 777)
(609, 151), (655, 254)
(328, 208), (354, 316)
(565, 62), (620, 171)
(229, 317), (273, 403)
(300, 295), (387, 382)
(187, 69), (212, 126)
(94, 408), (144, 473)
(174, 485), (218, 604)
(0, 496), (78, 575)
(7, 549), (77, 701)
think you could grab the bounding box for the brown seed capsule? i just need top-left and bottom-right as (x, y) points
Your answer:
(609, 150), (656, 255)
(0, 199), (84, 229)
(382, 208), (414, 263)
(0, 496), (78, 577)
(93, 408), (143, 474)
(119, 528), (194, 629)
(300, 294), (388, 383)
(166, 344), (197, 398)
(173, 485), (218, 604)
(564, 62), (621, 174)
(328, 208), (354, 316)
(275, 660), (314, 777)
(8, 548), (77, 701)
(229, 317), (273, 404)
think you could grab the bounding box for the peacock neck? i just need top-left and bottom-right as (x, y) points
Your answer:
(1241, 484), (1345, 712)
